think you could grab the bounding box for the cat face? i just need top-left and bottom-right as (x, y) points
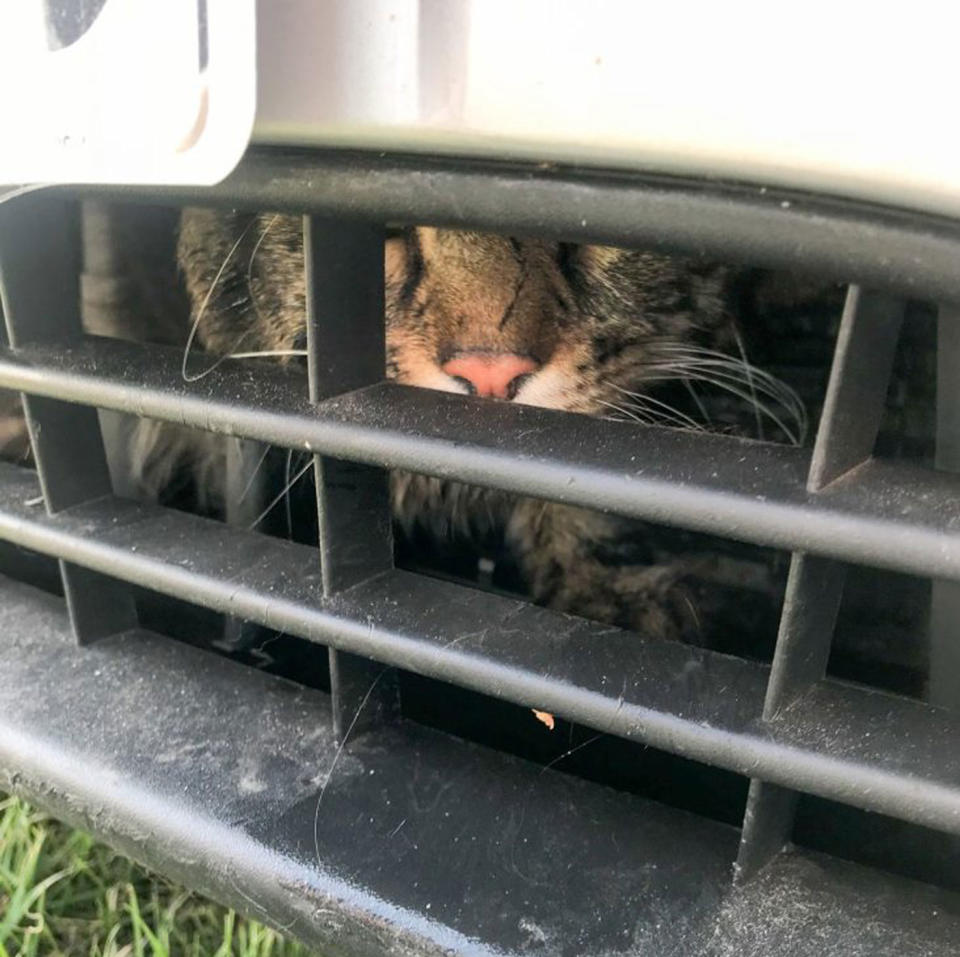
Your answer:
(180, 212), (735, 423)
(384, 227), (729, 416)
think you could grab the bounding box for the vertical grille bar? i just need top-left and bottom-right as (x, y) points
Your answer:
(304, 216), (399, 741)
(735, 286), (905, 881)
(928, 305), (960, 707)
(805, 289), (907, 492)
(0, 197), (136, 643)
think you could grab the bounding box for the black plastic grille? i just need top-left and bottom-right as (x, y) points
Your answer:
(2, 151), (960, 955)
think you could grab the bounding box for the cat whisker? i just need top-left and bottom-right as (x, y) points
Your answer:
(609, 384), (707, 432)
(647, 351), (800, 405)
(284, 447), (306, 541)
(236, 442), (274, 506)
(596, 399), (655, 426)
(284, 448), (294, 540)
(645, 362), (805, 430)
(186, 216), (284, 380)
(647, 344), (806, 422)
(731, 325), (763, 441)
(247, 455), (314, 530)
(646, 366), (804, 445)
(641, 348), (807, 444)
(680, 374), (804, 445)
(226, 349), (309, 361)
(682, 378), (712, 425)
(620, 397), (705, 432)
(598, 396), (710, 434)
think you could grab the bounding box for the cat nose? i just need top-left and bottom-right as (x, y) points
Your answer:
(441, 353), (540, 399)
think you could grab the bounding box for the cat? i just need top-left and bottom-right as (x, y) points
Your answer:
(173, 211), (807, 643)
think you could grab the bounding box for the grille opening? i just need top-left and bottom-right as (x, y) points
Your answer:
(139, 596), (338, 691)
(396, 519), (791, 661)
(794, 795), (960, 895)
(828, 567), (930, 700)
(0, 539), (61, 596)
(400, 670), (750, 827)
(875, 301), (938, 465)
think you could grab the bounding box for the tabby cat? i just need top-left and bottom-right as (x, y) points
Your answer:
(173, 211), (806, 643)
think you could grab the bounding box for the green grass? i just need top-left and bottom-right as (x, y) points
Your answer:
(0, 794), (314, 957)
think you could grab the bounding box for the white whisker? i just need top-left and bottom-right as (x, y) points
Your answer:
(610, 384), (706, 431)
(622, 397), (703, 431)
(634, 340), (808, 445)
(683, 378), (711, 425)
(658, 369), (802, 444)
(731, 325), (763, 440)
(247, 456), (314, 530)
(596, 398), (654, 425)
(236, 443), (274, 506)
(226, 349), (309, 361)
(647, 347), (806, 414)
(284, 448), (294, 540)
(647, 356), (791, 399)
(646, 357), (805, 420)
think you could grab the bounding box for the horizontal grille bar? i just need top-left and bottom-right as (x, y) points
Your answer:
(1, 461), (960, 834)
(58, 148), (960, 302)
(1, 336), (959, 579)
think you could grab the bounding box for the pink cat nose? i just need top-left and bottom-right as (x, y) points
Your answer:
(442, 353), (540, 399)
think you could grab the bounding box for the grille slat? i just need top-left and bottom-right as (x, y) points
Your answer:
(60, 148), (960, 302)
(1, 336), (959, 579)
(805, 288), (905, 492)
